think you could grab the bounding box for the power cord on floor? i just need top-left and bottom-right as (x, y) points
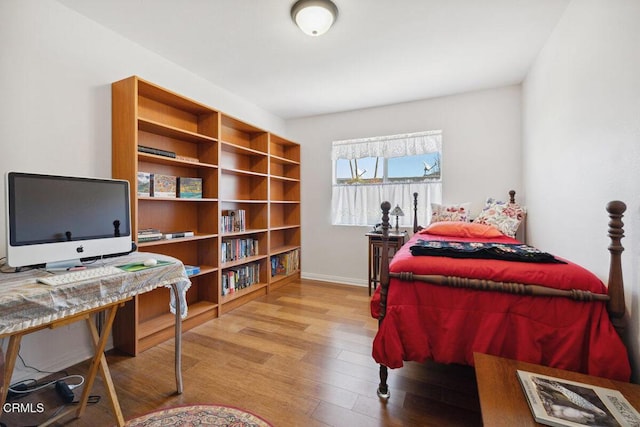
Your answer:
(8, 374), (84, 398)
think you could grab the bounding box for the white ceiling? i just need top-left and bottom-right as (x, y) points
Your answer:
(57, 0), (570, 120)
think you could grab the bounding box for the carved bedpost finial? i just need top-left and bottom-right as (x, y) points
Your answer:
(606, 200), (626, 337)
(509, 190), (516, 204)
(381, 201), (391, 236)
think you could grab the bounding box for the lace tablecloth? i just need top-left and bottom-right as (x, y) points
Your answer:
(0, 252), (191, 336)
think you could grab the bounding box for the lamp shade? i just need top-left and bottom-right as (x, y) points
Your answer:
(390, 205), (405, 217)
(291, 0), (338, 36)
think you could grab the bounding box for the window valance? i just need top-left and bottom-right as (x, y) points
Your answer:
(331, 130), (442, 160)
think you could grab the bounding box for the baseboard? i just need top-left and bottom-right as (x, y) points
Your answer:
(301, 272), (367, 287)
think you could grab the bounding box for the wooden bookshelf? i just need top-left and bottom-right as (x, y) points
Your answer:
(111, 76), (301, 354)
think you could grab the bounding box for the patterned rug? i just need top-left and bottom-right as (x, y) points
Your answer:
(125, 404), (273, 427)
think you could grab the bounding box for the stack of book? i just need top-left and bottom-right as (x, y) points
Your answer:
(221, 263), (260, 296)
(138, 228), (162, 243)
(163, 231), (195, 240)
(221, 209), (246, 233)
(270, 249), (300, 277)
(138, 145), (176, 158)
(221, 238), (259, 263)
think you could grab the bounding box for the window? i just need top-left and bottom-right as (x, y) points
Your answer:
(331, 131), (442, 227)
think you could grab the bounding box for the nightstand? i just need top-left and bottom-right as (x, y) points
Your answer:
(367, 232), (406, 296)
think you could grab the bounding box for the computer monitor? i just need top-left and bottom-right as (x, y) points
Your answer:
(5, 172), (132, 269)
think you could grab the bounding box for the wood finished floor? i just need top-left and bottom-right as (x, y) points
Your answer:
(3, 279), (482, 427)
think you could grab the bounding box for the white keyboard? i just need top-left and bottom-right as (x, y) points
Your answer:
(37, 266), (124, 287)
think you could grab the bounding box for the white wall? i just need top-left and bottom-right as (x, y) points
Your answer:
(523, 0), (640, 380)
(287, 86), (522, 285)
(0, 0), (285, 382)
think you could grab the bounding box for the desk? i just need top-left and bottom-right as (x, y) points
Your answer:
(0, 253), (190, 426)
(474, 352), (640, 426)
(366, 232), (406, 296)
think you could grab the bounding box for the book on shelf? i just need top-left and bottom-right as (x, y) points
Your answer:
(175, 154), (199, 163)
(177, 177), (202, 198)
(221, 209), (246, 233)
(270, 249), (300, 277)
(517, 369), (640, 427)
(183, 265), (200, 276)
(138, 145), (176, 158)
(152, 174), (177, 198)
(163, 231), (195, 239)
(137, 228), (162, 242)
(221, 238), (259, 263)
(137, 172), (152, 197)
(221, 263), (260, 296)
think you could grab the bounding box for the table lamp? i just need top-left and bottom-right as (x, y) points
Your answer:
(390, 205), (404, 233)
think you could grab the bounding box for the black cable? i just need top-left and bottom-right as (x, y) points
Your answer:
(17, 352), (68, 376)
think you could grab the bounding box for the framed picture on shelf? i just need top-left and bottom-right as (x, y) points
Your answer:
(152, 174), (177, 198)
(177, 177), (202, 198)
(137, 172), (152, 197)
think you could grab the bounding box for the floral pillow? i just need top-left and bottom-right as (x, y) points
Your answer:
(473, 197), (526, 238)
(431, 202), (471, 223)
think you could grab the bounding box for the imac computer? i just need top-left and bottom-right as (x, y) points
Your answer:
(5, 172), (132, 269)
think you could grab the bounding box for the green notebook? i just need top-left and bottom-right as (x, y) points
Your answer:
(117, 260), (174, 272)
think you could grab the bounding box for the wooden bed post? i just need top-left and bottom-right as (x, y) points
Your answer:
(413, 192), (419, 234)
(606, 200), (626, 337)
(377, 201), (391, 399)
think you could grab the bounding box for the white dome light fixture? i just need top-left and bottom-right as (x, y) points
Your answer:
(291, 0), (338, 37)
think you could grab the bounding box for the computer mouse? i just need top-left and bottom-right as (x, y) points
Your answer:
(143, 258), (158, 267)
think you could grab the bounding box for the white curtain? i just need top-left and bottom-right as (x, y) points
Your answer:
(332, 130), (442, 160)
(332, 182), (442, 227)
(331, 131), (443, 227)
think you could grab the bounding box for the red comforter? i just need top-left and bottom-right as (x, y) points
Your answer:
(371, 232), (631, 381)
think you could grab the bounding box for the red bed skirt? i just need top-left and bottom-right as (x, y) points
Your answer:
(371, 233), (631, 381)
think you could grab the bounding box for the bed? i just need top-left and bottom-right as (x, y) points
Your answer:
(370, 192), (630, 398)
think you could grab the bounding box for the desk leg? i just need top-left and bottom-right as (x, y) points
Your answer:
(76, 305), (125, 426)
(171, 283), (183, 394)
(0, 334), (22, 410)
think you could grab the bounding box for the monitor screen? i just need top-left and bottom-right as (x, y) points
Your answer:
(5, 172), (132, 268)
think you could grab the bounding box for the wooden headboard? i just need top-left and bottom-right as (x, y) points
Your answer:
(412, 190), (518, 234)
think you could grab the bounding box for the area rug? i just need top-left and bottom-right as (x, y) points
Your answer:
(125, 404), (273, 427)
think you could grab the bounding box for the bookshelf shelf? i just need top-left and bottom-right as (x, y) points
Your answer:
(138, 118), (217, 144)
(138, 300), (218, 350)
(220, 167), (269, 178)
(220, 282), (268, 305)
(270, 154), (300, 165)
(221, 228), (269, 237)
(270, 244), (301, 256)
(112, 75), (300, 355)
(137, 233), (218, 248)
(138, 196), (218, 202)
(220, 254), (268, 270)
(138, 152), (218, 169)
(221, 141), (267, 157)
(270, 270), (299, 285)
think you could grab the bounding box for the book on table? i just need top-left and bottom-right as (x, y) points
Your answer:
(517, 370), (640, 427)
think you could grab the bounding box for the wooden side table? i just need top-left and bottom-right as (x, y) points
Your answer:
(367, 232), (406, 296)
(474, 352), (640, 426)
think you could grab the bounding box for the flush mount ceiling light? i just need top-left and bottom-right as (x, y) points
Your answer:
(291, 0), (338, 36)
